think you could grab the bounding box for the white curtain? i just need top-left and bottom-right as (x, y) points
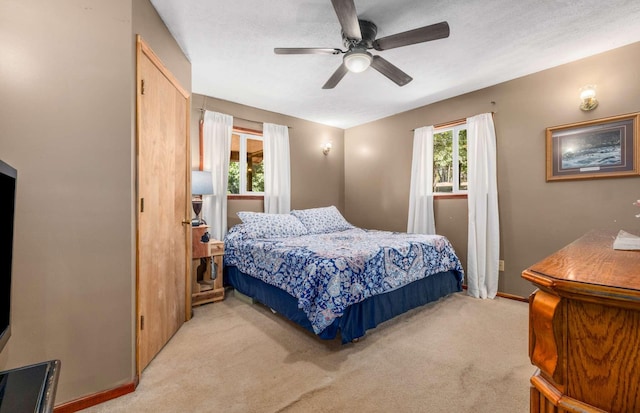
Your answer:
(466, 113), (499, 299)
(407, 126), (436, 234)
(202, 111), (233, 241)
(263, 123), (291, 214)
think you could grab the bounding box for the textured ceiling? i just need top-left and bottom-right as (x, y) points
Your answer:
(150, 0), (640, 129)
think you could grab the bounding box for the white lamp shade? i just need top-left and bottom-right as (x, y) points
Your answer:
(580, 86), (596, 100)
(344, 50), (372, 73)
(191, 170), (214, 195)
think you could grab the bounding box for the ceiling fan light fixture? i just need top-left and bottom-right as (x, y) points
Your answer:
(344, 49), (372, 73)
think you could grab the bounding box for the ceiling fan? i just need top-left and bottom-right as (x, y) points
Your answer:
(274, 0), (450, 89)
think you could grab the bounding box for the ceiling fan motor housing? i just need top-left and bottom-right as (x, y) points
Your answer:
(343, 20), (377, 49)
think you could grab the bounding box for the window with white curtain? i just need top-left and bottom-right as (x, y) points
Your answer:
(228, 131), (264, 195)
(433, 123), (467, 194)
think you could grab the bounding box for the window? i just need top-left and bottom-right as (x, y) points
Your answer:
(228, 131), (264, 195)
(433, 124), (467, 194)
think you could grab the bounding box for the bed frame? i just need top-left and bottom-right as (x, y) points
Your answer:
(225, 266), (462, 343)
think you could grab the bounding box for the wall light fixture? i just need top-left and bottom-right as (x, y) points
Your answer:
(322, 142), (332, 155)
(579, 85), (598, 111)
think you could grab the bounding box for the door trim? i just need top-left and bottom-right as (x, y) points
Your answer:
(135, 35), (192, 377)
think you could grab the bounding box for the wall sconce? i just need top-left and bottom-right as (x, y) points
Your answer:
(322, 142), (332, 155)
(579, 85), (598, 111)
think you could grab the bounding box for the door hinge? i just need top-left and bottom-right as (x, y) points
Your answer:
(141, 79), (145, 95)
(140, 198), (144, 213)
(140, 315), (144, 330)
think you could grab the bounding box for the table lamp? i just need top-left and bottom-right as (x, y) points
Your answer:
(191, 170), (213, 226)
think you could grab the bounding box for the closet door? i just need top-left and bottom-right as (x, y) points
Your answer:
(136, 36), (191, 374)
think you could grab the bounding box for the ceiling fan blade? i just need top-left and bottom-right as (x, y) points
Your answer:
(373, 21), (449, 51)
(322, 63), (349, 89)
(331, 0), (362, 40)
(370, 55), (412, 86)
(274, 48), (342, 55)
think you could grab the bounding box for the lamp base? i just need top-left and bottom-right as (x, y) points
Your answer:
(192, 217), (207, 226)
(192, 197), (205, 226)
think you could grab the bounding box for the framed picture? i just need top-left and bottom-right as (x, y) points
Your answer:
(546, 113), (640, 181)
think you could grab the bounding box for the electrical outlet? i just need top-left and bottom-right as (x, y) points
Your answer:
(499, 260), (505, 272)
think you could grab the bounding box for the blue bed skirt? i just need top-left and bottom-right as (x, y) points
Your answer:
(225, 266), (462, 344)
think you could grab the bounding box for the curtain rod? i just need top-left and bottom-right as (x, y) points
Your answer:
(199, 107), (293, 129)
(199, 94), (293, 129)
(410, 111), (495, 132)
(200, 106), (263, 125)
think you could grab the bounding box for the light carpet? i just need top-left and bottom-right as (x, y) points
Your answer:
(81, 291), (534, 413)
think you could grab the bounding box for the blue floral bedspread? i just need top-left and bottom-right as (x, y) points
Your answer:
(224, 226), (464, 334)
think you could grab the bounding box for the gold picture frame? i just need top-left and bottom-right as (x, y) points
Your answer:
(546, 113), (640, 181)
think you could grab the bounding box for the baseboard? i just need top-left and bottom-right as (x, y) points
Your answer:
(496, 291), (529, 303)
(54, 378), (138, 413)
(461, 284), (529, 302)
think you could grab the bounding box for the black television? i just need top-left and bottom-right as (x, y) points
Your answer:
(0, 159), (16, 353)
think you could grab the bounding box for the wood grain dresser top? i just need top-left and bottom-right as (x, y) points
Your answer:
(523, 230), (640, 298)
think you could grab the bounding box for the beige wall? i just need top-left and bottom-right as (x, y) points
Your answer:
(0, 0), (190, 405)
(0, 0), (636, 404)
(191, 94), (345, 228)
(345, 41), (640, 298)
(133, 0), (191, 89)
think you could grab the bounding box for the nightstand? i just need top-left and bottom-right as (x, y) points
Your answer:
(191, 225), (225, 306)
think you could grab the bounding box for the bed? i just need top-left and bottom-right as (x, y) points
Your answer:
(223, 206), (464, 343)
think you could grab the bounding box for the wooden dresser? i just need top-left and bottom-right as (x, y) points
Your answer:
(522, 230), (640, 413)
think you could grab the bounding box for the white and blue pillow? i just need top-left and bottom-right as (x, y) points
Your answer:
(290, 205), (354, 234)
(237, 211), (308, 238)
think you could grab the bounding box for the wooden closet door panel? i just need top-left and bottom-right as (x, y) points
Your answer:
(136, 37), (190, 374)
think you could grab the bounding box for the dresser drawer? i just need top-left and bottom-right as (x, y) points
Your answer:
(193, 239), (224, 259)
(208, 241), (224, 256)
